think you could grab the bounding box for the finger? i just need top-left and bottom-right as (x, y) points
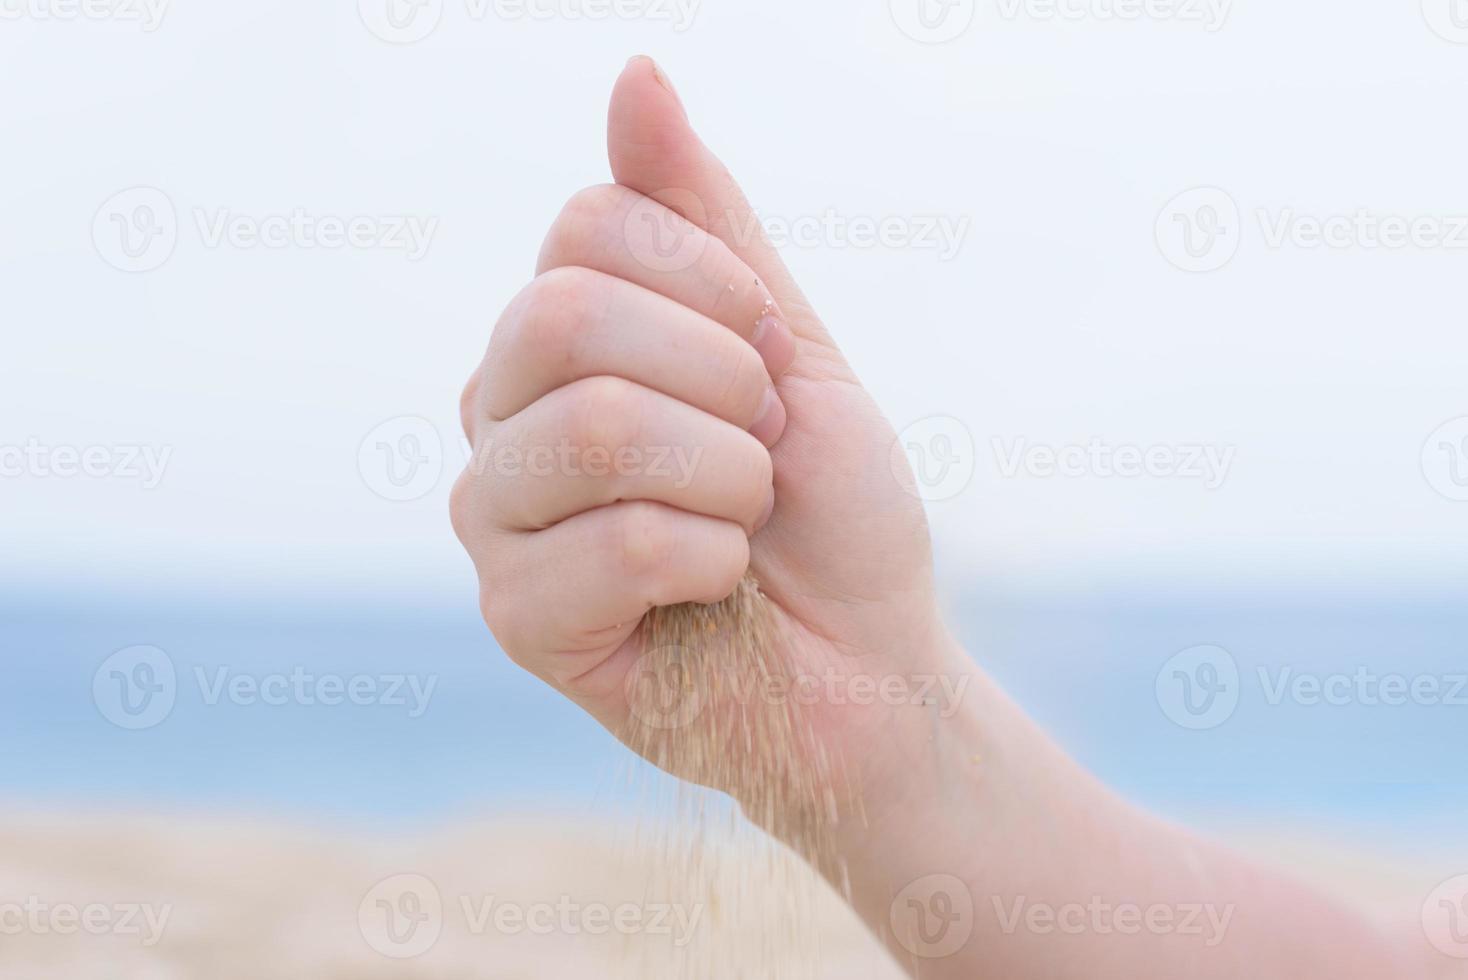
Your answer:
(478, 265), (786, 447)
(607, 55), (844, 355)
(467, 500), (750, 692)
(536, 184), (796, 377)
(467, 376), (774, 535)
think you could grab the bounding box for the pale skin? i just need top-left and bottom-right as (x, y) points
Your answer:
(451, 56), (1443, 979)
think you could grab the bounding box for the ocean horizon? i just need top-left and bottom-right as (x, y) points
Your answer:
(3, 577), (1462, 849)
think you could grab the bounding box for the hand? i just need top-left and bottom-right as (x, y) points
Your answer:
(450, 58), (1427, 980)
(451, 56), (957, 830)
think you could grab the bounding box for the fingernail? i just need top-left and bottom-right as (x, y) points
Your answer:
(748, 386), (786, 448)
(633, 55), (686, 114)
(755, 485), (776, 532)
(751, 314), (797, 377)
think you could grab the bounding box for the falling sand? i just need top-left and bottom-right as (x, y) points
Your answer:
(621, 574), (851, 978)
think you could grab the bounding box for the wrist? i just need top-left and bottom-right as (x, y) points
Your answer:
(736, 624), (990, 861)
(828, 633), (990, 852)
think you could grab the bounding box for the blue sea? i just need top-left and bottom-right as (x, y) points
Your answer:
(2, 581), (1462, 844)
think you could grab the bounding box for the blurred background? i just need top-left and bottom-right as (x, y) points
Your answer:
(2, 1), (1466, 975)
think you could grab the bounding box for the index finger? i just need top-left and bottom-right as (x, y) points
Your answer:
(536, 183), (797, 378)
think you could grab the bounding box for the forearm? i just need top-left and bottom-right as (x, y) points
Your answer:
(808, 642), (1413, 979)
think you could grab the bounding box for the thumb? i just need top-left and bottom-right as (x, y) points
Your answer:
(608, 56), (834, 350)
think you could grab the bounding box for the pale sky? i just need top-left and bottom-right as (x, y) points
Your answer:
(3, 1), (1467, 601)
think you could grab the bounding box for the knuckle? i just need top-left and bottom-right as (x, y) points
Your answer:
(477, 586), (528, 668)
(610, 502), (677, 582)
(514, 268), (600, 369)
(565, 376), (642, 454)
(459, 370), (482, 438)
(485, 269), (607, 415)
(525, 264), (604, 325)
(703, 531), (750, 603)
(476, 585), (503, 634)
(448, 471), (477, 546)
(543, 184), (627, 264)
(562, 184), (627, 226)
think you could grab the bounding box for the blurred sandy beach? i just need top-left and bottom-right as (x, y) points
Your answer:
(0, 811), (1463, 979)
(0, 812), (899, 979)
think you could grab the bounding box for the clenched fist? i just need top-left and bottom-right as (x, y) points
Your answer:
(450, 56), (953, 820)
